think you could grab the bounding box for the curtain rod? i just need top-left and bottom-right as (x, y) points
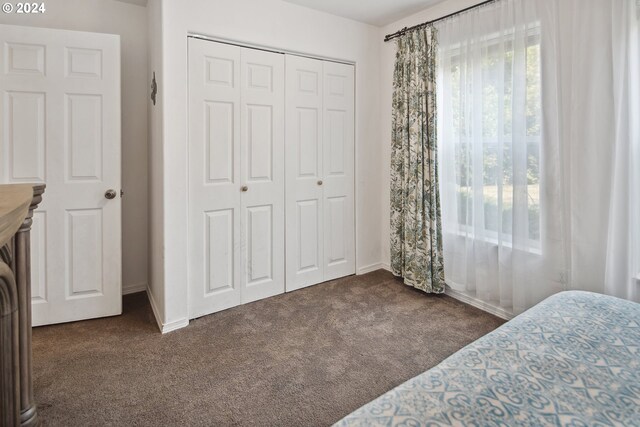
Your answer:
(383, 0), (498, 42)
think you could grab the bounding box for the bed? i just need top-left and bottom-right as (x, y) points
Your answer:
(335, 291), (640, 426)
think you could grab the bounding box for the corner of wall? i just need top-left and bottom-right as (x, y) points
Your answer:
(122, 282), (148, 295)
(146, 284), (189, 333)
(146, 0), (169, 329)
(379, 26), (393, 270)
(158, 0), (190, 330)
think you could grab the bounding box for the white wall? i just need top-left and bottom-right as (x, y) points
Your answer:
(0, 0), (149, 295)
(0, 0), (485, 329)
(146, 0), (165, 326)
(378, 0), (483, 268)
(151, 0), (383, 329)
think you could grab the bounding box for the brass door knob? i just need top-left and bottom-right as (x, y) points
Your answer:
(105, 189), (117, 200)
(241, 185), (248, 192)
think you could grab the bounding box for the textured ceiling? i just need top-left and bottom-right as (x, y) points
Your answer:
(110, 0), (449, 25)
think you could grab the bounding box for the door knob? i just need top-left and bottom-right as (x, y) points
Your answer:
(105, 189), (117, 200)
(241, 185), (248, 192)
(317, 180), (323, 186)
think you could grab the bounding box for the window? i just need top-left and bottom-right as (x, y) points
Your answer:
(440, 26), (541, 248)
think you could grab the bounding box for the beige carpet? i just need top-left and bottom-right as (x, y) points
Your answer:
(32, 270), (504, 426)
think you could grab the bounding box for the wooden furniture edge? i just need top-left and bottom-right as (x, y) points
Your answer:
(0, 184), (45, 427)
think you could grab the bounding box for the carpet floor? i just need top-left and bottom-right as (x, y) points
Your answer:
(32, 269), (504, 426)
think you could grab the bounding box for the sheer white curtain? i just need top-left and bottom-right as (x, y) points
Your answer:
(606, 0), (640, 302)
(436, 0), (640, 315)
(436, 0), (565, 315)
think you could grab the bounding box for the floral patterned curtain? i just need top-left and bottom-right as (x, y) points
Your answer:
(390, 27), (445, 293)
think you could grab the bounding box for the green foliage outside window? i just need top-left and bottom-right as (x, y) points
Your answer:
(448, 31), (541, 242)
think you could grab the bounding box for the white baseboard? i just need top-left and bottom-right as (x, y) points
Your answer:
(445, 287), (514, 321)
(146, 287), (189, 334)
(357, 262), (391, 275)
(359, 263), (512, 321)
(357, 263), (383, 274)
(160, 317), (189, 333)
(122, 282), (147, 295)
(146, 287), (164, 332)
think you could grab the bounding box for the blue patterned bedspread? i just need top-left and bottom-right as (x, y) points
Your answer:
(335, 291), (640, 426)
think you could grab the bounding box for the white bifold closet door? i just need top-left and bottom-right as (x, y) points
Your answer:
(188, 38), (285, 319)
(285, 56), (355, 292)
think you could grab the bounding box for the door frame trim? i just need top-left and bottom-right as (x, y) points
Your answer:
(188, 33), (356, 66)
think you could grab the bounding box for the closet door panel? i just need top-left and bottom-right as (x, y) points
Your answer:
(188, 39), (242, 318)
(240, 48), (285, 303)
(285, 55), (324, 291)
(323, 62), (355, 281)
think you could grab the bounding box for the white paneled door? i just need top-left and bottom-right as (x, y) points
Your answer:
(188, 38), (354, 317)
(188, 40), (241, 317)
(285, 56), (355, 291)
(240, 49), (285, 304)
(322, 61), (355, 282)
(188, 38), (284, 318)
(284, 55), (324, 290)
(0, 25), (121, 326)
